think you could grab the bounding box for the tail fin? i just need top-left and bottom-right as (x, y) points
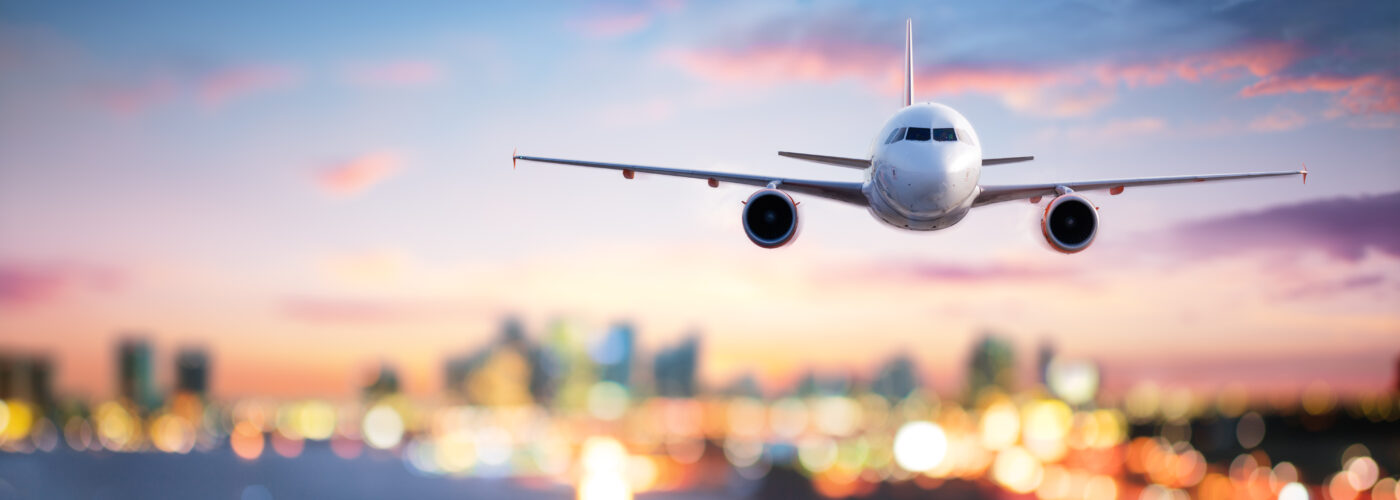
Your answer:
(903, 19), (913, 108)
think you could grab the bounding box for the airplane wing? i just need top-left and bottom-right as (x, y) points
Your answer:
(513, 154), (869, 206)
(982, 156), (1035, 166)
(973, 168), (1306, 207)
(777, 151), (870, 169)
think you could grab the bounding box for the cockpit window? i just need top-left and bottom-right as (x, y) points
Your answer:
(956, 129), (975, 146)
(933, 128), (957, 142)
(905, 127), (931, 141)
(885, 127), (906, 144)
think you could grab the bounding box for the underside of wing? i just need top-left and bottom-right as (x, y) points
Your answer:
(973, 169), (1306, 207)
(514, 154), (869, 206)
(982, 156), (1035, 166)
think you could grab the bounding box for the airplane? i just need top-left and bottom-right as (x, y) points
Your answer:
(513, 20), (1305, 253)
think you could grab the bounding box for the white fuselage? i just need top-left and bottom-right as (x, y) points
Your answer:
(863, 103), (983, 230)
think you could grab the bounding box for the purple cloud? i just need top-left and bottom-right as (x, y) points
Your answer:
(1170, 191), (1400, 260)
(0, 263), (123, 308)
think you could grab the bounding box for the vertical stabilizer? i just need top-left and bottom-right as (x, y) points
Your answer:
(903, 19), (913, 108)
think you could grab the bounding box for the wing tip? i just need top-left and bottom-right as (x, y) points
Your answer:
(1301, 162), (1308, 184)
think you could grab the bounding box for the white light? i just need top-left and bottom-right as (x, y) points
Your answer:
(893, 420), (948, 472)
(362, 405), (404, 450)
(1279, 482), (1310, 500)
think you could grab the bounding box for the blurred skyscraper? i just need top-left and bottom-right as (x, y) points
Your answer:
(443, 318), (549, 407)
(1037, 341), (1056, 388)
(869, 354), (919, 402)
(653, 335), (699, 398)
(966, 334), (1015, 401)
(592, 323), (635, 389)
(362, 363), (400, 402)
(118, 338), (159, 411)
(175, 348), (209, 398)
(0, 353), (54, 416)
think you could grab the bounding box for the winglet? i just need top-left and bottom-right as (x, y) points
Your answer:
(903, 19), (913, 108)
(1301, 162), (1307, 184)
(513, 148), (518, 169)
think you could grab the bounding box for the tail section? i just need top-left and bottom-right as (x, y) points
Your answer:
(903, 19), (913, 108)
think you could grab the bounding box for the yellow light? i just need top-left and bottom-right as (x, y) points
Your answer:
(150, 414), (195, 454)
(992, 447), (1043, 494)
(626, 455), (658, 492)
(1023, 399), (1071, 461)
(0, 400), (9, 437)
(812, 397), (861, 436)
(726, 397), (766, 438)
(893, 421), (947, 472)
(297, 401), (337, 441)
(769, 398), (808, 439)
(979, 401), (1020, 451)
(1, 400), (34, 442)
(362, 404), (404, 450)
(94, 402), (135, 450)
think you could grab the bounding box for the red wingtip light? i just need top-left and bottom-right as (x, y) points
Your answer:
(1302, 162), (1308, 184)
(512, 148), (517, 169)
(622, 169), (635, 179)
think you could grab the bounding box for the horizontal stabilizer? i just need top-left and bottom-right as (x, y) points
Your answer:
(777, 151), (871, 169)
(982, 156), (1034, 166)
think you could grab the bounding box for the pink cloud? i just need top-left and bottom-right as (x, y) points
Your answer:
(1248, 108), (1307, 132)
(667, 40), (1304, 117)
(197, 64), (299, 107)
(315, 151), (403, 197)
(572, 0), (683, 38)
(1242, 74), (1400, 116)
(0, 263), (123, 308)
(348, 60), (444, 88)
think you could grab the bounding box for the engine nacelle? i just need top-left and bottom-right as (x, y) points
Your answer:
(1041, 193), (1098, 253)
(742, 189), (799, 248)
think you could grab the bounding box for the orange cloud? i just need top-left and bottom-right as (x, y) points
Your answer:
(1242, 74), (1400, 116)
(347, 60), (444, 88)
(315, 152), (402, 197)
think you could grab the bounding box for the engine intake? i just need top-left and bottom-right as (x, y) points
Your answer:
(1041, 193), (1098, 253)
(742, 189), (799, 248)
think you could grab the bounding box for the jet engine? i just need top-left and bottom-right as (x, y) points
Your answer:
(1041, 193), (1097, 253)
(742, 189), (799, 248)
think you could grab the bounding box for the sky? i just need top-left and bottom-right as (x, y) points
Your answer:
(0, 0), (1397, 401)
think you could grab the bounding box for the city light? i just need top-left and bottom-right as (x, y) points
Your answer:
(892, 420), (947, 472)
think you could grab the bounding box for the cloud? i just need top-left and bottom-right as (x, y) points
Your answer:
(0, 263), (123, 308)
(346, 60), (444, 88)
(90, 63), (300, 114)
(572, 0), (684, 39)
(1242, 74), (1400, 117)
(1169, 191), (1400, 261)
(1248, 108), (1307, 132)
(1037, 117), (1168, 143)
(1280, 273), (1386, 300)
(314, 152), (403, 197)
(667, 31), (1301, 117)
(196, 65), (298, 107)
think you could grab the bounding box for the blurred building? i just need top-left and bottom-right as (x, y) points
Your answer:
(1037, 340), (1056, 388)
(966, 334), (1016, 401)
(723, 373), (763, 399)
(869, 354), (919, 402)
(175, 348), (209, 398)
(592, 323), (635, 389)
(653, 335), (699, 398)
(0, 353), (55, 416)
(362, 363), (400, 401)
(795, 370), (853, 397)
(443, 318), (548, 407)
(118, 338), (159, 411)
